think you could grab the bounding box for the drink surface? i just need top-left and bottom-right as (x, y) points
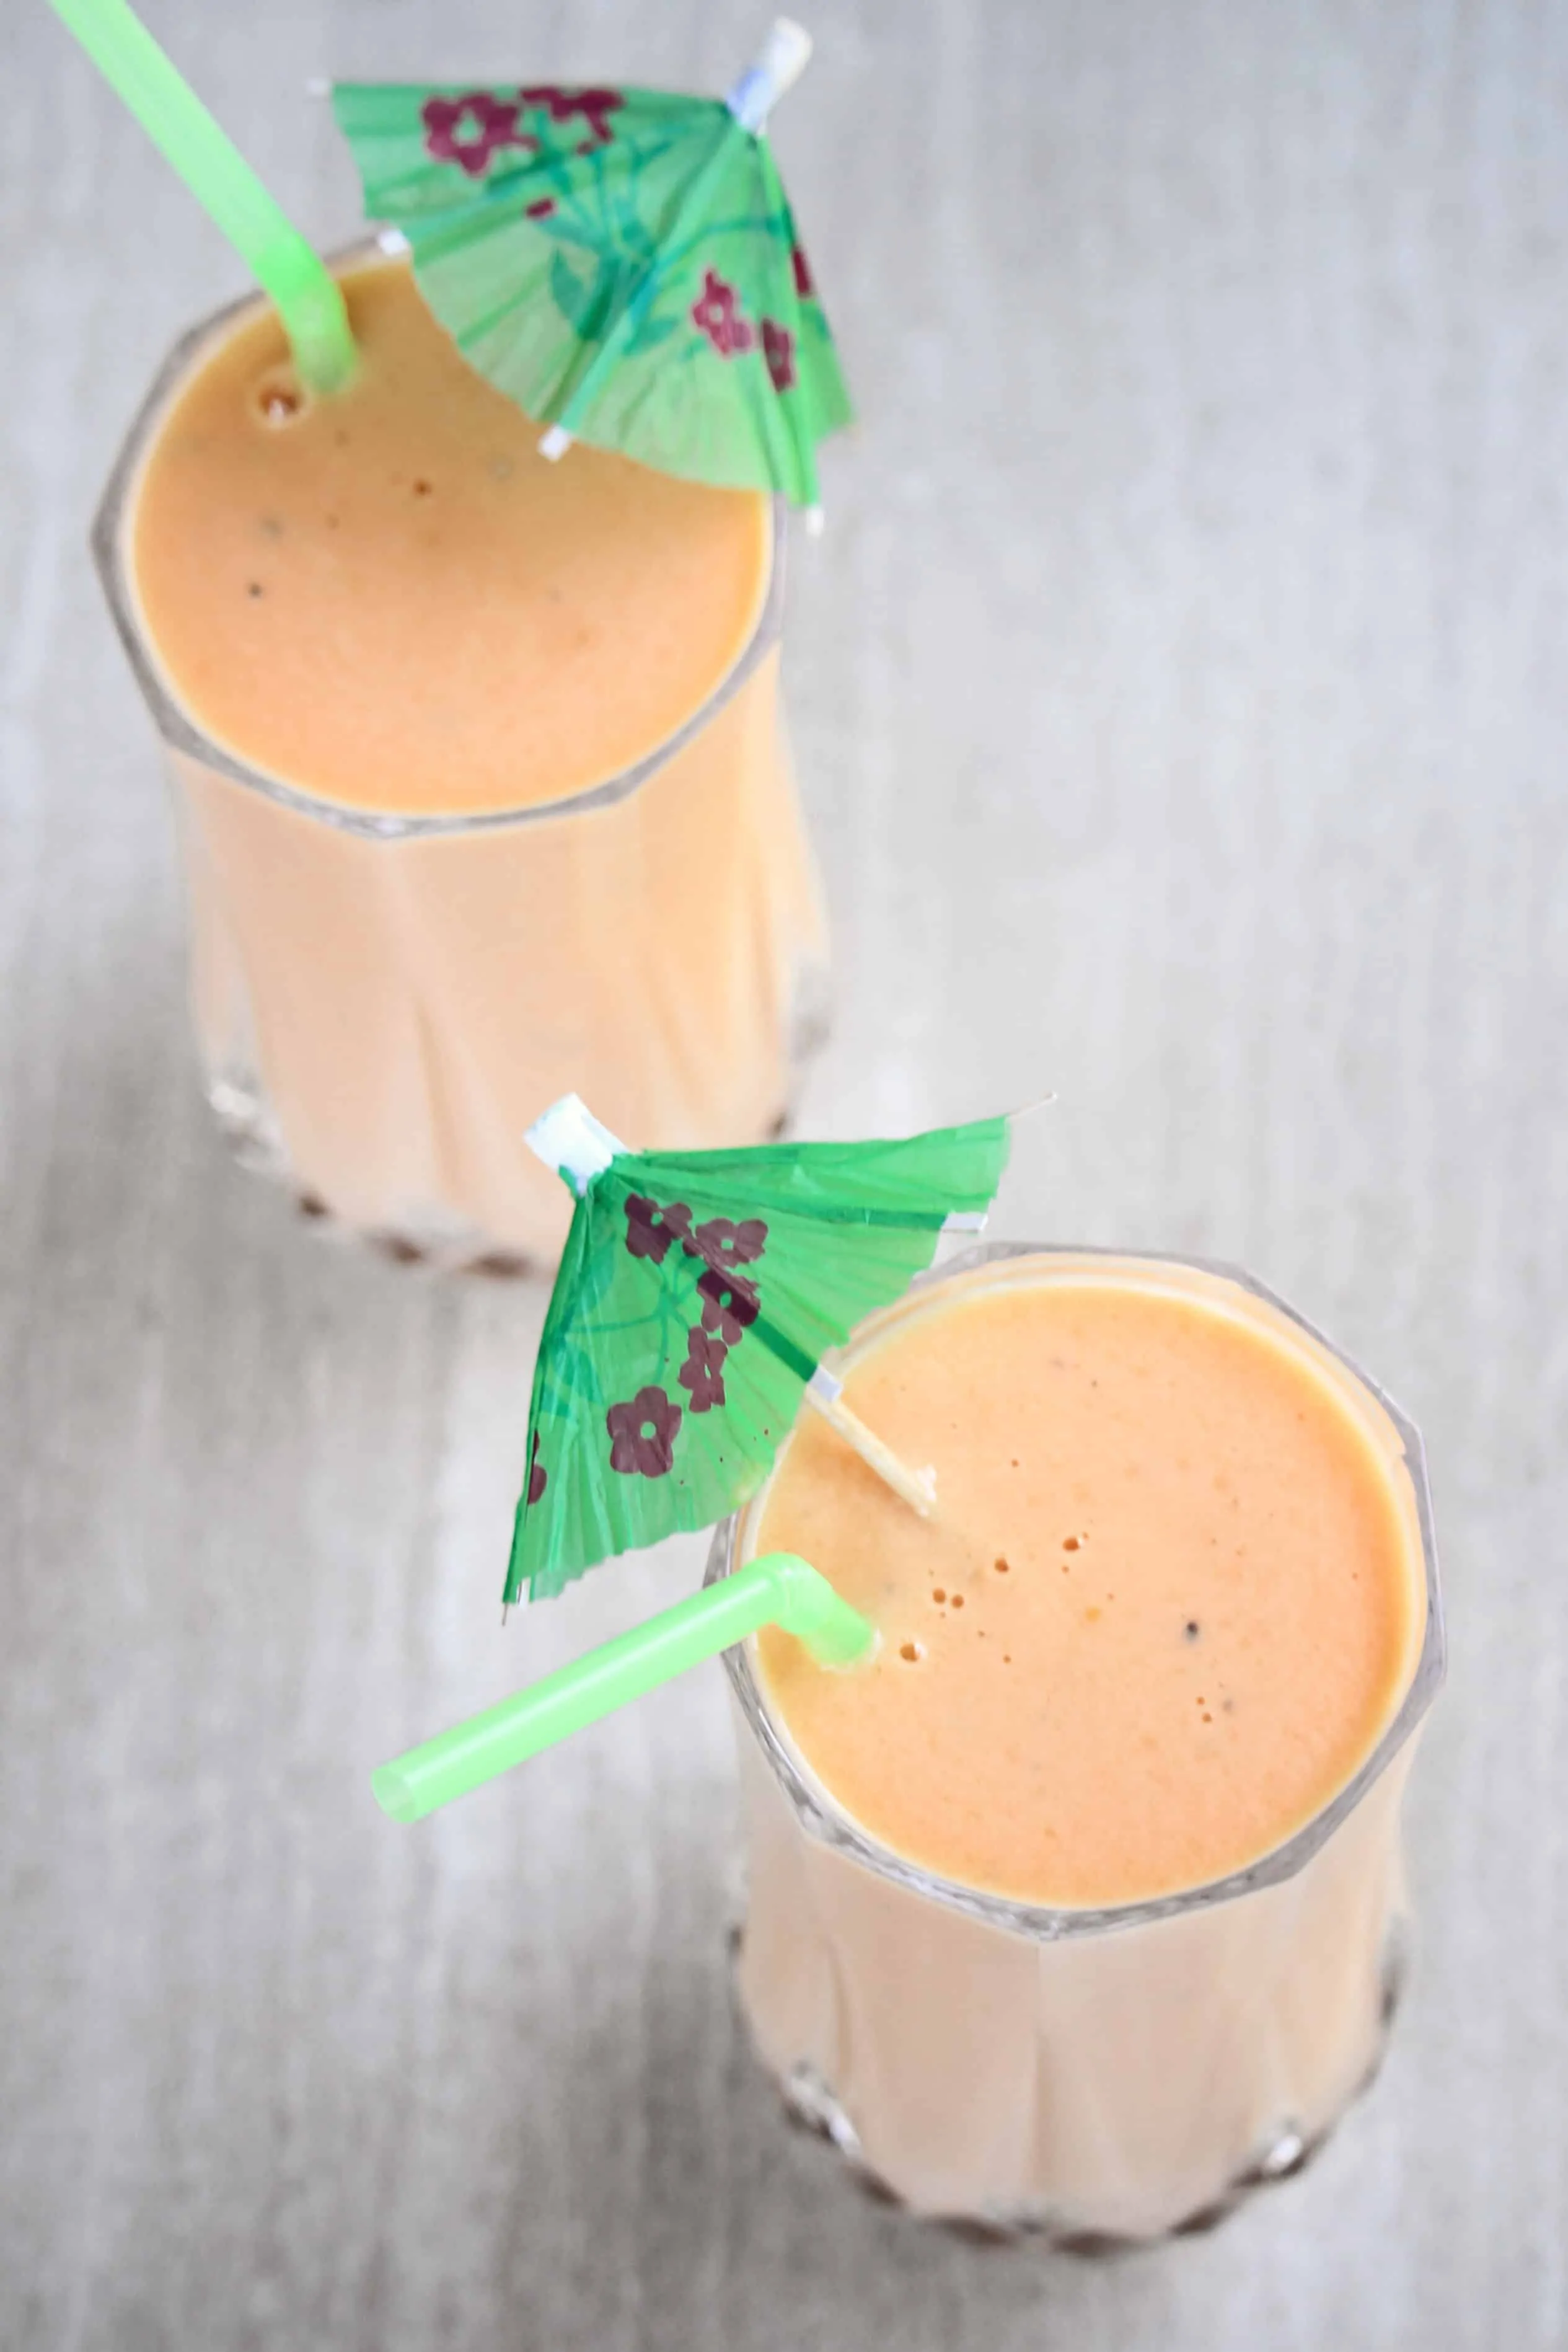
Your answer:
(754, 1260), (1424, 1909)
(130, 260), (772, 818)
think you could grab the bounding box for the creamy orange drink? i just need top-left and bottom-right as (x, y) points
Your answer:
(95, 252), (824, 1263)
(716, 1247), (1442, 2240)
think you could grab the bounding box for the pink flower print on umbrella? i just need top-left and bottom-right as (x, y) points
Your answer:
(525, 198), (557, 221)
(691, 268), (755, 358)
(521, 84), (624, 151)
(607, 1386), (682, 1478)
(677, 1329), (729, 1415)
(421, 91), (535, 178)
(527, 1430), (547, 1506)
(761, 321), (795, 394)
(698, 1267), (760, 1346)
(790, 245), (814, 299)
(690, 1216), (768, 1273)
(624, 1195), (695, 1265)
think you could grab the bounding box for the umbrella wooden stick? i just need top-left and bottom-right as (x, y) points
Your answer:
(804, 1370), (935, 1516)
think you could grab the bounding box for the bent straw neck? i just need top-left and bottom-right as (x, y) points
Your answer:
(48, 0), (356, 394)
(260, 244), (358, 396)
(762, 1550), (876, 1666)
(372, 1554), (874, 1822)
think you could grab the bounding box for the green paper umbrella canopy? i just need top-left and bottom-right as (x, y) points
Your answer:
(332, 20), (852, 508)
(507, 1099), (1011, 1607)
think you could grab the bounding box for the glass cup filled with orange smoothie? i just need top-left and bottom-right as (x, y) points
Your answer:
(93, 245), (826, 1268)
(708, 1244), (1443, 2242)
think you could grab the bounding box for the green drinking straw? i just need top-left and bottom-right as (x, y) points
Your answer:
(373, 1553), (875, 1823)
(48, 0), (357, 394)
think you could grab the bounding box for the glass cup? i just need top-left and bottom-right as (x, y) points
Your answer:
(92, 250), (827, 1270)
(707, 1244), (1444, 2244)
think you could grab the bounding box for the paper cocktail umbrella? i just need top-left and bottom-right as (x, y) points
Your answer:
(507, 1097), (1010, 1606)
(332, 20), (851, 508)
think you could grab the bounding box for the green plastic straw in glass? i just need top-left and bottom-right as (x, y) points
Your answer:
(48, 0), (356, 394)
(373, 1552), (874, 1823)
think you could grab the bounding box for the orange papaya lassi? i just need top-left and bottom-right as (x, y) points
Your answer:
(725, 1250), (1441, 2237)
(97, 253), (824, 1263)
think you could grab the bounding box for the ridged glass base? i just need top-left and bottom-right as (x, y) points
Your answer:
(739, 1927), (1409, 2248)
(203, 1065), (542, 1273)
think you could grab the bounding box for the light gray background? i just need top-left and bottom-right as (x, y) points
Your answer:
(3, 2), (1564, 2346)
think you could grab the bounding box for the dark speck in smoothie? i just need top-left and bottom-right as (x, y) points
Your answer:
(1184, 1620), (1200, 1640)
(246, 582), (264, 598)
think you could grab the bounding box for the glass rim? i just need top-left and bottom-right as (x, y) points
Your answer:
(707, 1240), (1446, 1943)
(90, 236), (786, 844)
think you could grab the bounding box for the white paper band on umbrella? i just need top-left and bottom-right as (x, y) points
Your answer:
(725, 17), (813, 133)
(524, 1092), (622, 1196)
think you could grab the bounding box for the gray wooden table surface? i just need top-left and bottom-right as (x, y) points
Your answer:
(4, 2), (1566, 2345)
